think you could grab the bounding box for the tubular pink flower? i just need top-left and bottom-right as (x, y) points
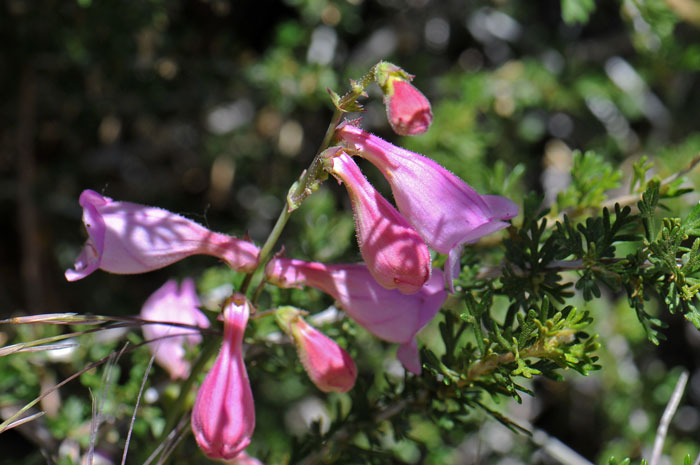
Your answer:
(276, 306), (357, 393)
(140, 278), (210, 380)
(336, 124), (518, 290)
(375, 61), (433, 136)
(65, 189), (259, 281)
(323, 149), (431, 294)
(192, 294), (255, 460)
(266, 258), (447, 374)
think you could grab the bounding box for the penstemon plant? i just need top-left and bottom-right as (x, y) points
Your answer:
(2, 60), (700, 465)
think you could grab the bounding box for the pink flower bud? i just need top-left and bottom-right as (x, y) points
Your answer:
(276, 307), (357, 392)
(191, 294), (255, 460)
(336, 124), (518, 291)
(375, 61), (433, 136)
(140, 278), (210, 380)
(266, 258), (447, 374)
(323, 149), (431, 294)
(65, 190), (259, 281)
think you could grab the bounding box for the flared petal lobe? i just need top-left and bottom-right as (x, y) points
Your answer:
(396, 339), (421, 375)
(323, 150), (431, 294)
(266, 258), (446, 374)
(191, 294), (255, 460)
(140, 278), (210, 380)
(65, 189), (259, 281)
(335, 124), (518, 290)
(276, 307), (357, 392)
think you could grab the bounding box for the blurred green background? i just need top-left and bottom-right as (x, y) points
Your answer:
(2, 0), (700, 463)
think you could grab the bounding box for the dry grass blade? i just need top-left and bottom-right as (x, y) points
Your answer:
(2, 411), (46, 431)
(0, 324), (131, 357)
(0, 338), (157, 434)
(86, 343), (129, 465)
(156, 415), (190, 465)
(0, 317), (211, 358)
(142, 429), (172, 465)
(143, 415), (189, 465)
(121, 353), (156, 465)
(649, 370), (689, 465)
(0, 313), (110, 325)
(124, 316), (217, 334)
(10, 343), (78, 354)
(0, 318), (210, 459)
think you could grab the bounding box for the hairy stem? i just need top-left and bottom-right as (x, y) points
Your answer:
(240, 108), (342, 296)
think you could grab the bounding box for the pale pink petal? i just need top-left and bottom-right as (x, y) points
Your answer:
(140, 278), (210, 380)
(65, 189), (259, 280)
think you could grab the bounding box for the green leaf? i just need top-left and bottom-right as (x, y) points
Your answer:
(639, 181), (660, 241)
(682, 200), (700, 235)
(556, 150), (622, 213)
(561, 0), (596, 25)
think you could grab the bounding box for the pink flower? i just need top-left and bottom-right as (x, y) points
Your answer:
(140, 278), (210, 380)
(192, 294), (255, 460)
(276, 306), (357, 392)
(336, 124), (518, 291)
(65, 189), (259, 281)
(224, 451), (265, 465)
(323, 148), (431, 294)
(266, 258), (447, 374)
(375, 61), (433, 136)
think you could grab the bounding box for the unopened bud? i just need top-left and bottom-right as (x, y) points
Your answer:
(276, 306), (357, 393)
(375, 61), (433, 136)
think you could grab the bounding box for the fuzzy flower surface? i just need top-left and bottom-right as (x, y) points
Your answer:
(140, 278), (210, 380)
(65, 189), (259, 281)
(323, 148), (431, 294)
(336, 124), (518, 290)
(266, 258), (447, 373)
(191, 294), (255, 460)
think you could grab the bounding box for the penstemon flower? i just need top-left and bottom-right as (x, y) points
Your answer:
(266, 258), (447, 374)
(65, 189), (259, 281)
(55, 60), (527, 462)
(322, 148), (431, 294)
(140, 278), (210, 380)
(276, 306), (357, 392)
(191, 294), (255, 460)
(335, 123), (518, 291)
(375, 61), (433, 136)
